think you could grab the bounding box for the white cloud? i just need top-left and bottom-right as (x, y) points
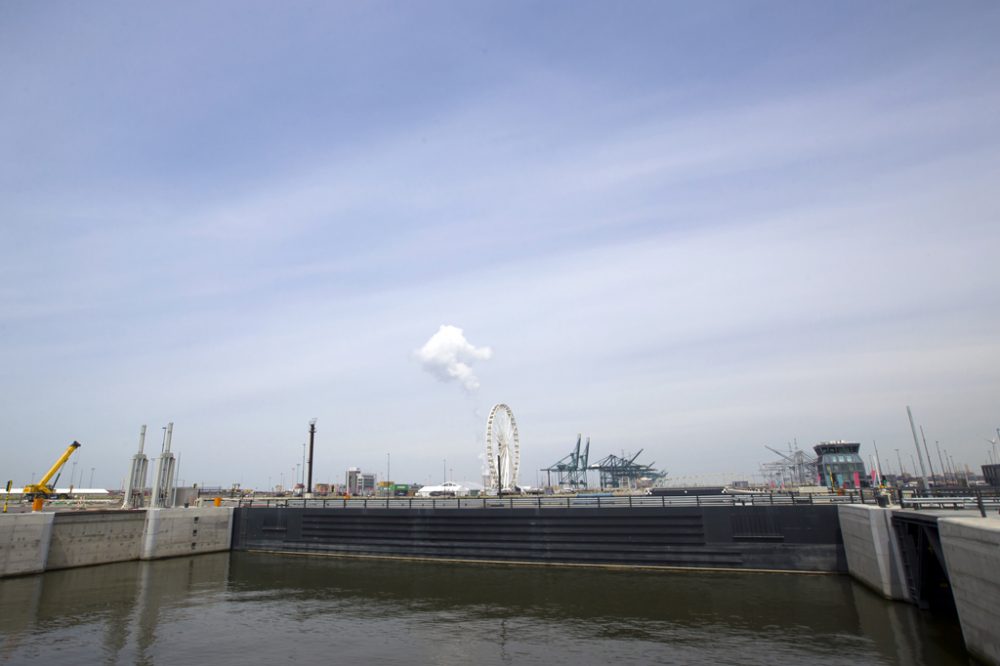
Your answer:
(416, 325), (493, 392)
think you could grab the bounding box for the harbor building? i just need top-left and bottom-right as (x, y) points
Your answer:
(813, 441), (869, 488)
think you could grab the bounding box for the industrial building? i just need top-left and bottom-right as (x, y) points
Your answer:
(345, 467), (376, 496)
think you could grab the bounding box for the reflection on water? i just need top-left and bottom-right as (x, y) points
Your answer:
(0, 552), (969, 665)
(0, 554), (230, 665)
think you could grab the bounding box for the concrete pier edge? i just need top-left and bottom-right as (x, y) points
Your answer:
(0, 507), (233, 578)
(837, 504), (909, 601)
(0, 512), (55, 576)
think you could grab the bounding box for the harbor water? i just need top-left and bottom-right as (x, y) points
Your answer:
(0, 552), (970, 665)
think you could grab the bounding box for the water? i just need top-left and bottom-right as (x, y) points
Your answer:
(0, 552), (970, 665)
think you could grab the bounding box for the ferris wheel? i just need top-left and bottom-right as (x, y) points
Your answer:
(485, 403), (520, 493)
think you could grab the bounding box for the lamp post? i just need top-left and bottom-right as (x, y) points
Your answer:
(307, 419), (317, 495)
(935, 442), (948, 485)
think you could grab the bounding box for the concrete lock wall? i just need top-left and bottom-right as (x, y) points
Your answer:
(0, 507), (235, 578)
(0, 512), (55, 577)
(837, 505), (909, 601)
(939, 517), (1000, 666)
(47, 511), (146, 570)
(141, 507), (233, 560)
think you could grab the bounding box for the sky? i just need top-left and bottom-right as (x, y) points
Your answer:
(2, 1), (999, 491)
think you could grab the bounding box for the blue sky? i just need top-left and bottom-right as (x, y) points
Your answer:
(2, 1), (999, 490)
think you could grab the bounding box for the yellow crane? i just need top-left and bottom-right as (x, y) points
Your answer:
(22, 441), (81, 501)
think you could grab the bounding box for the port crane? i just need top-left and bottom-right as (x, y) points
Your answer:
(542, 434), (591, 489)
(761, 444), (817, 487)
(22, 441), (81, 500)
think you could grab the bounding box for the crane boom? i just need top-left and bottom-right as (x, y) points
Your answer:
(23, 441), (81, 499)
(765, 445), (796, 463)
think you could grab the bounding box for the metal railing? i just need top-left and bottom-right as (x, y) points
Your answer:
(236, 490), (883, 511)
(899, 491), (1000, 517)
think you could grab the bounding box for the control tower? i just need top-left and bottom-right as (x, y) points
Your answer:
(813, 441), (868, 489)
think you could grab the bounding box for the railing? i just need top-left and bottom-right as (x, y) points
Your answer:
(899, 491), (1000, 517)
(235, 491), (881, 511)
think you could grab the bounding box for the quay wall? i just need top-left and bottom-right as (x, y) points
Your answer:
(232, 505), (848, 572)
(47, 511), (145, 570)
(837, 505), (909, 601)
(0, 507), (234, 578)
(141, 507), (233, 559)
(0, 512), (55, 576)
(939, 517), (1000, 666)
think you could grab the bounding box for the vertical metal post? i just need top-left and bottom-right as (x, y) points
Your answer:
(872, 440), (885, 487)
(906, 406), (929, 490)
(307, 419), (316, 495)
(919, 426), (936, 488)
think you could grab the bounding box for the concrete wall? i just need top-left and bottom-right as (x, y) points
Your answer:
(47, 511), (146, 570)
(141, 507), (233, 560)
(0, 512), (55, 577)
(0, 507), (234, 578)
(837, 505), (909, 601)
(939, 517), (1000, 666)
